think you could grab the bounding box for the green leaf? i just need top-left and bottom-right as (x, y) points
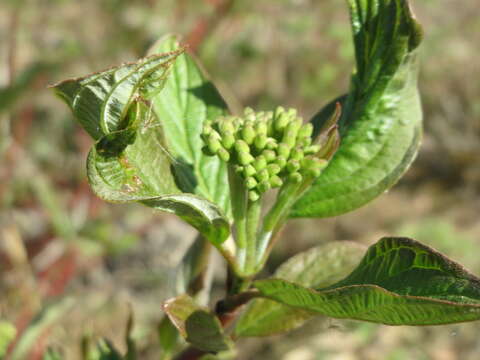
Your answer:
(148, 35), (231, 215)
(54, 55), (230, 247)
(292, 0), (423, 217)
(158, 316), (180, 360)
(235, 241), (365, 337)
(163, 295), (233, 353)
(53, 50), (182, 140)
(254, 237), (480, 325)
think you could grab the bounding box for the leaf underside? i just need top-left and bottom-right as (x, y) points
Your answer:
(292, 0), (424, 218)
(163, 295), (232, 353)
(255, 237), (480, 326)
(236, 242), (366, 337)
(53, 42), (230, 247)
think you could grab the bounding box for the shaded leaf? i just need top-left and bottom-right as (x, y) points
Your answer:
(176, 235), (213, 304)
(236, 241), (365, 336)
(255, 238), (480, 325)
(149, 35), (231, 215)
(163, 295), (232, 353)
(293, 0), (423, 217)
(158, 316), (180, 360)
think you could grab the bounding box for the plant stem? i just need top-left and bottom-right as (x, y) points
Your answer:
(255, 181), (301, 267)
(228, 166), (248, 271)
(244, 198), (262, 275)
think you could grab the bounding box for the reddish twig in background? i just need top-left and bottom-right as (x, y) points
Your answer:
(185, 0), (235, 53)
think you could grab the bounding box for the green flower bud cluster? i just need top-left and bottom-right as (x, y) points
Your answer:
(201, 107), (328, 201)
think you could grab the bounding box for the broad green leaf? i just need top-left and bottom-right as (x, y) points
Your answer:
(148, 35), (231, 215)
(163, 295), (233, 353)
(255, 238), (480, 325)
(0, 321), (17, 358)
(292, 0), (423, 217)
(236, 241), (365, 337)
(54, 55), (230, 247)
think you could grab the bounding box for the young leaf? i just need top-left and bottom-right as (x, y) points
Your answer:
(292, 0), (424, 217)
(53, 50), (183, 139)
(148, 35), (231, 215)
(235, 242), (365, 337)
(254, 238), (480, 325)
(163, 295), (233, 353)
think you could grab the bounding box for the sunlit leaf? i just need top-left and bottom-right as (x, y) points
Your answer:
(293, 0), (423, 217)
(53, 52), (230, 247)
(148, 35), (231, 215)
(255, 238), (480, 325)
(236, 241), (365, 336)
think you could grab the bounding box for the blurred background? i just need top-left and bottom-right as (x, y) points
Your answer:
(0, 0), (479, 359)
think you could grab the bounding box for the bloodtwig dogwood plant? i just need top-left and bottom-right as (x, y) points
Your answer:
(52, 1), (480, 359)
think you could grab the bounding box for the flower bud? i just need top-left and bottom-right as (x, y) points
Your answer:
(277, 143), (290, 159)
(290, 147), (304, 161)
(244, 107), (256, 122)
(265, 138), (278, 150)
(255, 121), (268, 136)
(243, 164), (256, 177)
(249, 190), (260, 202)
(267, 163), (281, 176)
(221, 131), (236, 150)
(242, 123), (256, 145)
(269, 175), (283, 188)
(207, 133), (222, 154)
(276, 156), (287, 168)
(218, 148), (230, 162)
(245, 176), (258, 189)
(257, 180), (271, 193)
(253, 156), (267, 171)
(256, 168), (270, 183)
(234, 140), (250, 154)
(286, 160), (300, 173)
(297, 123), (313, 139)
(254, 134), (268, 151)
(274, 112), (289, 132)
(262, 150), (276, 163)
(301, 158), (328, 178)
(289, 172), (303, 183)
(238, 151), (254, 165)
(304, 144), (321, 155)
